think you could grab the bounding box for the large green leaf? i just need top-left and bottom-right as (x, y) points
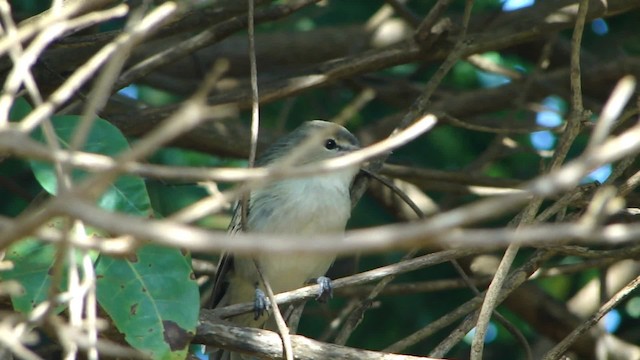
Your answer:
(29, 115), (151, 215)
(24, 115), (199, 358)
(95, 245), (199, 359)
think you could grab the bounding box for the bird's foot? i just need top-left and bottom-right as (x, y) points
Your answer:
(253, 288), (270, 320)
(308, 276), (333, 303)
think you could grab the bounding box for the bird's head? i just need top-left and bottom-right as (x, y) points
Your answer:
(259, 120), (360, 166)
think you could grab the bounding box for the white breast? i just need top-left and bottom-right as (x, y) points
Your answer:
(233, 168), (356, 296)
(249, 169), (356, 234)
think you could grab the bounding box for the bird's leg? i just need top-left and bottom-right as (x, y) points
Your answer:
(307, 276), (333, 303)
(253, 286), (270, 320)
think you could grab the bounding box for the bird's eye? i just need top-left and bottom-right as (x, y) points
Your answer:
(324, 139), (338, 150)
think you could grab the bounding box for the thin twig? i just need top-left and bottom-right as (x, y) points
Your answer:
(543, 275), (640, 360)
(252, 260), (294, 360)
(17, 3), (175, 132)
(383, 0), (421, 27)
(414, 0), (454, 43)
(587, 76), (636, 150)
(114, 0), (321, 90)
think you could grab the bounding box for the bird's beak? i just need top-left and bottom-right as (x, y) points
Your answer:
(340, 144), (360, 153)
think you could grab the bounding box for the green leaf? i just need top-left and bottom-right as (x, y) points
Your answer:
(1, 238), (56, 312)
(29, 115), (151, 215)
(1, 231), (99, 313)
(9, 96), (33, 122)
(95, 245), (199, 359)
(25, 114), (199, 358)
(137, 85), (182, 106)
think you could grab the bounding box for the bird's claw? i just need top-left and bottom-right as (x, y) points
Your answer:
(311, 276), (333, 303)
(253, 288), (270, 320)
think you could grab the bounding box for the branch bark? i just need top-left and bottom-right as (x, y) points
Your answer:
(194, 321), (443, 360)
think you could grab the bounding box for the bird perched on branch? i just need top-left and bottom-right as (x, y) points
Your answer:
(207, 120), (361, 360)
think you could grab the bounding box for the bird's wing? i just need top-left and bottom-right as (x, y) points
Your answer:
(206, 202), (244, 309)
(206, 253), (233, 309)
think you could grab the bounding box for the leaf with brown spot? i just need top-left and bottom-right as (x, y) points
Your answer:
(162, 320), (194, 351)
(96, 244), (199, 359)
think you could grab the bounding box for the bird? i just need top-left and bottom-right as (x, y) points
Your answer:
(207, 120), (361, 359)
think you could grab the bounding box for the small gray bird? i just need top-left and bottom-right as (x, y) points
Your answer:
(208, 120), (360, 359)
